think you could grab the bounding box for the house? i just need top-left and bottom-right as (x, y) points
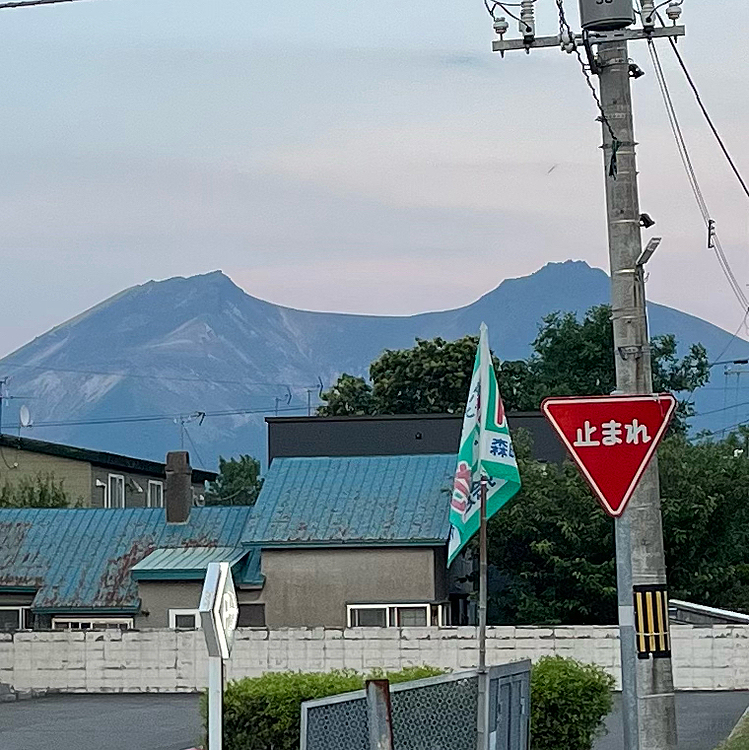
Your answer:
(236, 413), (563, 629)
(0, 454), (258, 632)
(240, 452), (457, 628)
(0, 435), (215, 508)
(0, 414), (561, 633)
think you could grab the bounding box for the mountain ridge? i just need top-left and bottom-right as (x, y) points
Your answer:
(1, 260), (746, 467)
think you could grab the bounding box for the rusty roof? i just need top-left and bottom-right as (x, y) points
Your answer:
(0, 506), (253, 612)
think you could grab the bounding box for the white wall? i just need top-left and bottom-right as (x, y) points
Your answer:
(1, 625), (748, 694)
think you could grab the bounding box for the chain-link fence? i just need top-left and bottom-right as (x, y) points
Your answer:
(301, 660), (530, 750)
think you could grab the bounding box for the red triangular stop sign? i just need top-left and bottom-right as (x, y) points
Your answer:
(542, 394), (676, 518)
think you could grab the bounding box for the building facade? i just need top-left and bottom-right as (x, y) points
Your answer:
(0, 435), (215, 508)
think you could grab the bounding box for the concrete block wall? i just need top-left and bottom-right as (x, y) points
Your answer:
(1, 625), (748, 694)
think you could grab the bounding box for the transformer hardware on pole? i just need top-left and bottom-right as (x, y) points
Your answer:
(491, 2), (687, 749)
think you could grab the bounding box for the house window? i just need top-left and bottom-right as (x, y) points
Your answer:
(238, 604), (266, 628)
(394, 605), (429, 627)
(147, 480), (164, 508)
(0, 607), (30, 632)
(346, 603), (430, 628)
(52, 617), (133, 631)
(169, 609), (200, 630)
(107, 474), (125, 509)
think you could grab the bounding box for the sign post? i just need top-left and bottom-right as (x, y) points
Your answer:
(199, 562), (239, 750)
(543, 393), (676, 750)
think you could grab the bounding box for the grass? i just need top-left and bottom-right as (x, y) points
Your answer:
(716, 709), (749, 750)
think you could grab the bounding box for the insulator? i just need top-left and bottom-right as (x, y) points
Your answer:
(666, 2), (682, 23)
(519, 0), (535, 41)
(641, 0), (656, 29)
(493, 16), (509, 36)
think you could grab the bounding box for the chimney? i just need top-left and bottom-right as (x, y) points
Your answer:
(165, 451), (192, 523)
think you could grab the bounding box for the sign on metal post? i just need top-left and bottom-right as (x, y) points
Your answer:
(199, 562), (239, 750)
(200, 561), (239, 659)
(542, 394), (676, 518)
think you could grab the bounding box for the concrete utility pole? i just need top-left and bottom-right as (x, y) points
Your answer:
(492, 3), (685, 749)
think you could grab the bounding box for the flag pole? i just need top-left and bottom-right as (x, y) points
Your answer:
(477, 474), (489, 750)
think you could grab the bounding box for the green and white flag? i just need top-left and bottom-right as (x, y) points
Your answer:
(447, 323), (522, 566)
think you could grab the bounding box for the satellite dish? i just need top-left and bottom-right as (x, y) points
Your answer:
(19, 405), (31, 428)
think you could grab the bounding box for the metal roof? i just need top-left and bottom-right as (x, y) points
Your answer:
(131, 545), (250, 580)
(0, 506), (254, 612)
(240, 454), (455, 548)
(0, 435), (217, 483)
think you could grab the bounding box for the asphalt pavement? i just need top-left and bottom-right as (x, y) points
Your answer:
(1, 690), (747, 750)
(595, 691), (749, 750)
(0, 694), (203, 750)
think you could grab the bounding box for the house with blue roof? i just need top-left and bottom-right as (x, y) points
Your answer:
(240, 452), (458, 628)
(0, 415), (556, 632)
(0, 452), (262, 632)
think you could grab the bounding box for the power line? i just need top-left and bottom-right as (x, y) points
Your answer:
(659, 18), (749, 202)
(183, 426), (206, 470)
(555, 0), (620, 177)
(0, 362), (320, 390)
(646, 37), (749, 313)
(0, 0), (93, 8)
(0, 403), (309, 431)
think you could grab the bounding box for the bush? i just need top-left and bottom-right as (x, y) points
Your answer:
(531, 656), (615, 750)
(209, 666), (446, 750)
(206, 658), (614, 750)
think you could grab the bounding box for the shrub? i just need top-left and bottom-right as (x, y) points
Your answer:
(208, 666), (446, 750)
(531, 656), (615, 750)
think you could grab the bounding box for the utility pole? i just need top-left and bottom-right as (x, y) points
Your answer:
(492, 3), (685, 749)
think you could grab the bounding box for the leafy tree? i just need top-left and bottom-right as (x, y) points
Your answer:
(319, 305), (710, 422)
(487, 430), (749, 624)
(316, 373), (375, 416)
(205, 455), (263, 506)
(0, 473), (73, 508)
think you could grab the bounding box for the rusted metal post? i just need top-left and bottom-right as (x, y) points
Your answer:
(366, 679), (394, 750)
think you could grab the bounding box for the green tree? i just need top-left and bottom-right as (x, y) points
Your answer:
(487, 437), (617, 625)
(487, 430), (749, 624)
(319, 305), (709, 420)
(205, 455), (263, 506)
(317, 373), (375, 416)
(0, 473), (73, 508)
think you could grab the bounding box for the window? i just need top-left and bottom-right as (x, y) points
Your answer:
(238, 603), (266, 628)
(395, 606), (428, 627)
(0, 607), (30, 632)
(347, 603), (430, 628)
(107, 474), (125, 509)
(169, 609), (200, 630)
(147, 480), (164, 508)
(52, 617), (133, 631)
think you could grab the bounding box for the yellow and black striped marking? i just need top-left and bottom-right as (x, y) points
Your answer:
(633, 585), (671, 659)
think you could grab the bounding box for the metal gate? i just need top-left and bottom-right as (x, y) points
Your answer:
(300, 659), (531, 750)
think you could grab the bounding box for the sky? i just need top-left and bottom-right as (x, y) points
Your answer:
(0, 0), (748, 358)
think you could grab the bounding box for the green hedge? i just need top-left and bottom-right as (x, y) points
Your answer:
(204, 658), (613, 750)
(531, 656), (615, 750)
(207, 666), (445, 750)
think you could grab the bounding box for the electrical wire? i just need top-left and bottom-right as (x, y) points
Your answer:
(646, 37), (749, 313)
(183, 426), (206, 470)
(554, 0), (621, 177)
(0, 0), (93, 8)
(658, 14), (749, 202)
(0, 402), (309, 431)
(0, 362), (320, 391)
